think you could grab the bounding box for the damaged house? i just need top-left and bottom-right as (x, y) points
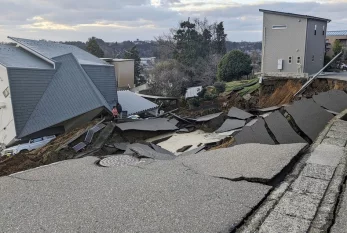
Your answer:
(0, 37), (117, 147)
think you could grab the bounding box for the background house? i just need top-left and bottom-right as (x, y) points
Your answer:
(103, 58), (135, 89)
(326, 30), (347, 57)
(260, 9), (330, 77)
(0, 37), (117, 147)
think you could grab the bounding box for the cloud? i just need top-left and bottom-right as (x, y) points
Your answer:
(0, 0), (347, 43)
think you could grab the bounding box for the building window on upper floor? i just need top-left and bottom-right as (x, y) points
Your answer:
(2, 87), (9, 98)
(289, 57), (292, 64)
(323, 26), (325, 35)
(314, 25), (317, 35)
(297, 57), (301, 64)
(312, 55), (315, 62)
(272, 25), (287, 30)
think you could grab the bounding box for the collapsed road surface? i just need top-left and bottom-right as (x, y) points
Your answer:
(0, 143), (308, 233)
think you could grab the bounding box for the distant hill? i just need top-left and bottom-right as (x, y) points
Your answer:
(63, 38), (262, 59)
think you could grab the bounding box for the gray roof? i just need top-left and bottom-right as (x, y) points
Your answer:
(0, 45), (53, 69)
(18, 53), (110, 137)
(8, 37), (111, 66)
(327, 30), (347, 36)
(259, 9), (331, 22)
(117, 90), (158, 115)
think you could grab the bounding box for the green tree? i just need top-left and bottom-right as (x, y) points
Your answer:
(217, 50), (252, 82)
(124, 46), (143, 86)
(213, 22), (227, 55)
(86, 37), (104, 58)
(333, 40), (343, 56)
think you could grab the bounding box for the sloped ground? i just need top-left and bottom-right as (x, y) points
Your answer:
(0, 120), (98, 176)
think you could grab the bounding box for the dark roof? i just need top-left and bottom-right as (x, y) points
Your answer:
(8, 37), (111, 66)
(0, 45), (53, 69)
(18, 53), (110, 137)
(327, 30), (347, 36)
(259, 9), (331, 22)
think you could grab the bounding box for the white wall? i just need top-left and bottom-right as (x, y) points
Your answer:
(0, 65), (16, 147)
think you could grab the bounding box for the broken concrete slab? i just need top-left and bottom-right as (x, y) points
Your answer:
(306, 144), (344, 168)
(228, 107), (254, 119)
(126, 143), (176, 160)
(180, 143), (307, 182)
(234, 118), (275, 145)
(1, 156), (271, 233)
(179, 146), (206, 156)
(255, 106), (282, 113)
(195, 112), (223, 122)
(113, 142), (130, 151)
(158, 130), (227, 155)
(150, 143), (174, 155)
(99, 155), (143, 167)
(92, 122), (116, 149)
(264, 111), (306, 144)
(115, 118), (178, 132)
(215, 119), (245, 133)
(177, 145), (192, 153)
(313, 90), (347, 113)
(285, 99), (334, 141)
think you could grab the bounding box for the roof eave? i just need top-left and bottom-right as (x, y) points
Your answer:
(259, 9), (331, 22)
(8, 36), (56, 69)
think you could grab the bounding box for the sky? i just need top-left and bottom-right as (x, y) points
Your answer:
(0, 0), (347, 43)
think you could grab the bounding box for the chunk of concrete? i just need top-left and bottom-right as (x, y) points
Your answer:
(115, 118), (178, 132)
(285, 99), (334, 141)
(128, 143), (176, 160)
(264, 111), (306, 144)
(114, 142), (130, 151)
(180, 143), (307, 182)
(234, 118), (275, 145)
(306, 144), (344, 168)
(195, 112), (223, 122)
(1, 156), (271, 233)
(312, 90), (347, 113)
(228, 107), (254, 119)
(215, 119), (245, 133)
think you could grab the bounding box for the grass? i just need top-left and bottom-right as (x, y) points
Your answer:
(238, 82), (260, 97)
(224, 78), (259, 93)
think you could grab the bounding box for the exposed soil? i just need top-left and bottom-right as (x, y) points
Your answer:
(0, 120), (98, 177)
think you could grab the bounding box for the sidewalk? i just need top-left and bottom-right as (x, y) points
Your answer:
(238, 113), (347, 233)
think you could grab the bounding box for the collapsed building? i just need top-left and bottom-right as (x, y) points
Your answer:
(0, 37), (118, 147)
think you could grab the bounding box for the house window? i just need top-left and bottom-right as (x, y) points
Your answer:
(323, 26), (325, 35)
(312, 55), (315, 62)
(297, 57), (301, 64)
(314, 25), (317, 35)
(272, 25), (287, 29)
(289, 57), (292, 64)
(2, 87), (9, 98)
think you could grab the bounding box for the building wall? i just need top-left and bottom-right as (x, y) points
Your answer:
(7, 68), (55, 136)
(326, 35), (347, 57)
(304, 19), (327, 75)
(112, 60), (135, 89)
(0, 65), (17, 147)
(82, 65), (118, 105)
(262, 13), (307, 74)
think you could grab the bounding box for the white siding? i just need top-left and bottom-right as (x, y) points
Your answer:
(0, 65), (16, 147)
